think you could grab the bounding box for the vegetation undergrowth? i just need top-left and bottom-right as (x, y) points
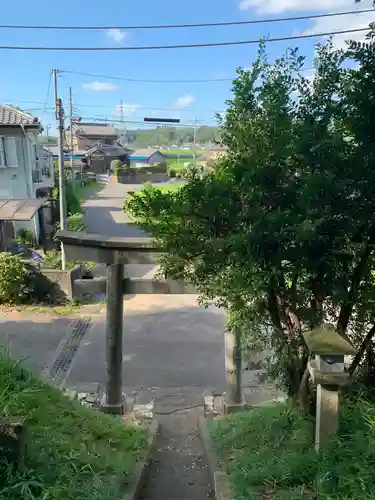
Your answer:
(0, 354), (148, 500)
(210, 396), (375, 499)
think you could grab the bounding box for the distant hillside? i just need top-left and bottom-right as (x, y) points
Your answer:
(39, 135), (58, 146)
(126, 126), (220, 148)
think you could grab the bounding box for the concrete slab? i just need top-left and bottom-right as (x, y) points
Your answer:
(0, 312), (72, 373)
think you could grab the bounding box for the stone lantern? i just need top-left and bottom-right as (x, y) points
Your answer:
(303, 324), (357, 451)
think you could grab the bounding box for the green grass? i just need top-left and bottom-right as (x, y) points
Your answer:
(0, 354), (148, 500)
(0, 302), (84, 316)
(155, 182), (185, 193)
(209, 397), (375, 499)
(124, 182), (185, 223)
(73, 179), (99, 202)
(161, 148), (202, 156)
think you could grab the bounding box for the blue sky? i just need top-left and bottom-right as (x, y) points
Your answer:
(1, 0), (374, 133)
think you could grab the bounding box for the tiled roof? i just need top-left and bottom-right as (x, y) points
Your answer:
(0, 104), (40, 126)
(130, 149), (163, 158)
(74, 123), (119, 137)
(85, 144), (131, 156)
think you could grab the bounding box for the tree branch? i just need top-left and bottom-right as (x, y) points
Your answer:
(349, 323), (375, 376)
(267, 290), (286, 341)
(337, 241), (373, 336)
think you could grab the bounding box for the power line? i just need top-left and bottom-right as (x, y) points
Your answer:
(0, 27), (369, 51)
(80, 117), (215, 127)
(65, 70), (233, 83)
(0, 8), (372, 30)
(74, 102), (224, 113)
(63, 65), (314, 84)
(42, 71), (53, 114)
(6, 98), (224, 113)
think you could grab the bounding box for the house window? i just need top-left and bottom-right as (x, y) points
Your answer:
(0, 137), (6, 168)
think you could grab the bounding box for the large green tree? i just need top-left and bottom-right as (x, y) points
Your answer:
(126, 30), (375, 404)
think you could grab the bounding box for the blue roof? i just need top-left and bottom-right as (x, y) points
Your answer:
(63, 154), (85, 160)
(129, 156), (149, 161)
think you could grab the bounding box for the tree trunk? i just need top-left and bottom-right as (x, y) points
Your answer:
(349, 324), (375, 375)
(298, 365), (310, 414)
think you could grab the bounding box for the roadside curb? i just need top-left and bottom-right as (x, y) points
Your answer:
(124, 419), (159, 500)
(198, 417), (233, 500)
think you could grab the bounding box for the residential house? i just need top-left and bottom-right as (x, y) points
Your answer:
(85, 143), (132, 174)
(67, 123), (120, 152)
(0, 104), (54, 249)
(128, 149), (166, 167)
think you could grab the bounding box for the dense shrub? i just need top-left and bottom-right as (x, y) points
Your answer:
(67, 213), (85, 232)
(65, 182), (81, 215)
(168, 168), (176, 177)
(0, 254), (55, 304)
(14, 228), (36, 248)
(0, 253), (30, 303)
(126, 32), (375, 401)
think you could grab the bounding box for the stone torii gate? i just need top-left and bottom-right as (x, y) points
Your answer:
(56, 230), (244, 415)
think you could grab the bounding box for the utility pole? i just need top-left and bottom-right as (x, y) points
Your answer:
(69, 87), (74, 172)
(193, 117), (197, 166)
(120, 99), (124, 127)
(53, 69), (67, 271)
(119, 99), (128, 146)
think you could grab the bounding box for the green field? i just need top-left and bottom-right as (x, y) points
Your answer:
(161, 149), (203, 156)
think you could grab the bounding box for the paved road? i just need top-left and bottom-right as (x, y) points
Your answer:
(0, 311), (73, 373)
(82, 181), (146, 238)
(67, 296), (226, 395)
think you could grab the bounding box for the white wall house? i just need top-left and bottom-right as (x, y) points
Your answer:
(0, 104), (54, 242)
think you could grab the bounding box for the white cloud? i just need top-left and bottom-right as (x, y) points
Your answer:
(239, 0), (359, 14)
(106, 28), (127, 43)
(302, 8), (375, 50)
(239, 0), (375, 50)
(113, 103), (141, 116)
(82, 81), (119, 92)
(172, 94), (196, 108)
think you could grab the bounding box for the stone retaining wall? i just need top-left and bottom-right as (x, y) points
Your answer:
(41, 266), (82, 299)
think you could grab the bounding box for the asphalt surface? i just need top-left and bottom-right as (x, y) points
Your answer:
(66, 299), (226, 394)
(0, 312), (73, 373)
(82, 180), (147, 238)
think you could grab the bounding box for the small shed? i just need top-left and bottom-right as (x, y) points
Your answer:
(0, 198), (46, 250)
(128, 149), (166, 167)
